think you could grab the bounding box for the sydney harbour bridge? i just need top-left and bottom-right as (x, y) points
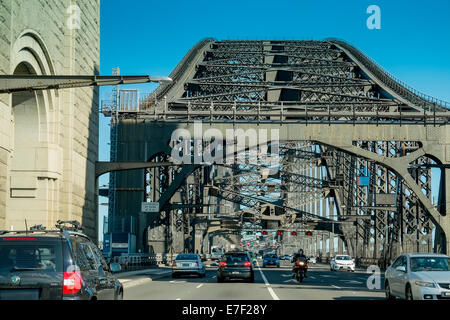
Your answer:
(105, 39), (450, 265)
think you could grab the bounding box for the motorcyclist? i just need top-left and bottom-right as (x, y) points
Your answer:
(292, 249), (308, 278)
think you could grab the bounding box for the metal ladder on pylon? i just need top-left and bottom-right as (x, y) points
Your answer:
(108, 68), (120, 229)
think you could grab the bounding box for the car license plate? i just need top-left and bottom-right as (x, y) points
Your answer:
(232, 272), (239, 274)
(182, 264), (189, 267)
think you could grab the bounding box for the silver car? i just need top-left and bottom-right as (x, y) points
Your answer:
(172, 253), (206, 278)
(385, 253), (450, 300)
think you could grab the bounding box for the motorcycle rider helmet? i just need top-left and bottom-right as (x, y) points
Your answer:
(298, 249), (304, 255)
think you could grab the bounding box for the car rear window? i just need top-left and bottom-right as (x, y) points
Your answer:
(264, 255), (277, 259)
(0, 239), (63, 272)
(176, 254), (198, 260)
(224, 254), (248, 263)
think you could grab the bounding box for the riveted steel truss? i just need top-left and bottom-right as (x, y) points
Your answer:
(109, 39), (450, 259)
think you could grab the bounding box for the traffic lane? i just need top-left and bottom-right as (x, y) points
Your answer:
(124, 267), (274, 300)
(260, 262), (386, 300)
(124, 269), (213, 300)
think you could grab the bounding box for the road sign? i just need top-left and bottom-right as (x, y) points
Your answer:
(141, 202), (159, 213)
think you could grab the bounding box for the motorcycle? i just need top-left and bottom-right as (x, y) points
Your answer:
(292, 256), (308, 283)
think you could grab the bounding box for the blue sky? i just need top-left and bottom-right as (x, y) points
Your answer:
(97, 0), (450, 238)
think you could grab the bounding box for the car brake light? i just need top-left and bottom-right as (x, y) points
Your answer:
(244, 261), (252, 267)
(172, 261), (177, 267)
(196, 262), (199, 267)
(63, 271), (83, 295)
(219, 261), (227, 267)
(3, 238), (36, 241)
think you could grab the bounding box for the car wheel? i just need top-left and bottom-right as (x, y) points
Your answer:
(217, 276), (224, 283)
(405, 284), (413, 300)
(117, 290), (124, 300)
(172, 273), (178, 279)
(385, 281), (395, 300)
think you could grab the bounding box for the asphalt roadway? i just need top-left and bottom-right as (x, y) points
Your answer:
(123, 260), (386, 300)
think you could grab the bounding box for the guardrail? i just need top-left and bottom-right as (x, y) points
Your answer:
(111, 253), (179, 271)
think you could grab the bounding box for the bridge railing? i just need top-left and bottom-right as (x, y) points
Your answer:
(137, 102), (450, 125)
(326, 38), (450, 110)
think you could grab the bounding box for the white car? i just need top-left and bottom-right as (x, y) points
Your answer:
(385, 253), (450, 300)
(308, 256), (317, 264)
(330, 255), (355, 272)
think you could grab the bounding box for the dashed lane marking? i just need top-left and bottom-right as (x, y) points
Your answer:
(196, 284), (204, 289)
(257, 263), (280, 300)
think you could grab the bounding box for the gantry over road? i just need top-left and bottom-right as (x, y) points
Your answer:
(104, 39), (450, 264)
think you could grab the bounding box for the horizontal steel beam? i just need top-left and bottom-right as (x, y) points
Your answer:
(95, 161), (178, 178)
(0, 75), (172, 94)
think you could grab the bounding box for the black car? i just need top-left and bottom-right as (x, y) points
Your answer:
(0, 221), (123, 300)
(217, 251), (254, 283)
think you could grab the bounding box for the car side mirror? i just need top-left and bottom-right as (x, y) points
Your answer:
(396, 266), (406, 273)
(110, 263), (121, 273)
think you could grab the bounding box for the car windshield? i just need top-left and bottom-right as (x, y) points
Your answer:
(336, 256), (351, 260)
(410, 257), (450, 272)
(225, 254), (248, 263)
(0, 240), (62, 272)
(176, 254), (198, 261)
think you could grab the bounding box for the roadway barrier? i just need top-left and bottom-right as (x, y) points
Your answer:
(112, 253), (179, 271)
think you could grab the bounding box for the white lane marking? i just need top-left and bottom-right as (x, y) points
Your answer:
(332, 285), (341, 289)
(281, 274), (292, 278)
(169, 280), (187, 283)
(196, 284), (204, 289)
(212, 275), (216, 278)
(310, 276), (316, 279)
(257, 265), (280, 300)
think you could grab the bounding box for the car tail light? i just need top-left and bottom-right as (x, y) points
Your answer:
(172, 261), (177, 267)
(219, 261), (227, 267)
(196, 262), (199, 267)
(244, 261), (252, 267)
(63, 271), (83, 295)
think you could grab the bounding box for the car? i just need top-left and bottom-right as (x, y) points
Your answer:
(385, 253), (450, 300)
(172, 253), (206, 278)
(330, 255), (355, 272)
(217, 251), (254, 283)
(308, 256), (317, 264)
(263, 254), (280, 268)
(280, 254), (291, 261)
(0, 221), (123, 300)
